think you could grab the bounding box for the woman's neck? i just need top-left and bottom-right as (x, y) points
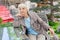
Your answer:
(24, 13), (29, 18)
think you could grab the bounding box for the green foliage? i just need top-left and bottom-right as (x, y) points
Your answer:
(19, 25), (23, 31)
(30, 0), (60, 12)
(30, 0), (43, 3)
(33, 5), (60, 12)
(54, 15), (60, 18)
(53, 6), (60, 12)
(32, 6), (51, 12)
(49, 21), (59, 26)
(0, 17), (3, 23)
(49, 21), (60, 38)
(49, 21), (59, 31)
(0, 22), (13, 27)
(41, 6), (50, 10)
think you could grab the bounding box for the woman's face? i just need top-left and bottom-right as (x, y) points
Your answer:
(19, 7), (28, 16)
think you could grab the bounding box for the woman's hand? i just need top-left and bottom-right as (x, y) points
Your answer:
(49, 28), (55, 36)
(15, 13), (24, 18)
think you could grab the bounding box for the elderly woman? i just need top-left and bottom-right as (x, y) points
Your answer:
(15, 3), (55, 40)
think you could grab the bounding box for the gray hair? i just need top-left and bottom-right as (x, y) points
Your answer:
(18, 3), (29, 11)
(17, 3), (29, 14)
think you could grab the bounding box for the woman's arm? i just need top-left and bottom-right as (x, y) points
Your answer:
(34, 12), (55, 36)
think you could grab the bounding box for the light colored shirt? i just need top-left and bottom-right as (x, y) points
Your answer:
(24, 17), (38, 35)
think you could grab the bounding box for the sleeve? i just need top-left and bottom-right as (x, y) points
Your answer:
(13, 16), (26, 34)
(13, 16), (21, 27)
(34, 12), (50, 31)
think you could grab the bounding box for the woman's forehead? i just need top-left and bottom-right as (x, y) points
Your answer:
(19, 7), (27, 9)
(19, 7), (26, 8)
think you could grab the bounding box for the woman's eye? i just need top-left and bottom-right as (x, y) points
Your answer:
(19, 8), (21, 10)
(22, 8), (25, 9)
